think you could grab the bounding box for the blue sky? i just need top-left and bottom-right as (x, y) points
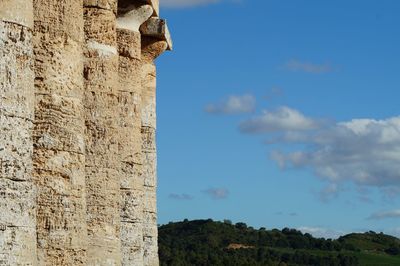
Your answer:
(155, 0), (400, 238)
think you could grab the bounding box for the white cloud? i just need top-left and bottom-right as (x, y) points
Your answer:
(203, 188), (229, 199)
(239, 102), (400, 198)
(161, 0), (221, 8)
(284, 59), (333, 74)
(272, 117), (400, 191)
(298, 226), (346, 239)
(368, 209), (400, 220)
(205, 94), (256, 115)
(239, 106), (318, 133)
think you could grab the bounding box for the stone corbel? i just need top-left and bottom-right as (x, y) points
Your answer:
(140, 17), (173, 51)
(117, 4), (154, 32)
(141, 37), (168, 62)
(117, 1), (172, 51)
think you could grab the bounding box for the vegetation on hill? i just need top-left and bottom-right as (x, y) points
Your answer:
(158, 219), (400, 266)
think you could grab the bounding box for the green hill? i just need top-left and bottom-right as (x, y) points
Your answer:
(158, 219), (400, 266)
(338, 232), (400, 254)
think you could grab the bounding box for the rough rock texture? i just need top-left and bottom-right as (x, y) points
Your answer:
(0, 0), (169, 265)
(117, 28), (144, 266)
(141, 37), (167, 266)
(33, 0), (88, 264)
(0, 1), (37, 264)
(83, 1), (122, 265)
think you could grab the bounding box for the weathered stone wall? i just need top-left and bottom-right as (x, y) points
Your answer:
(83, 0), (122, 264)
(117, 27), (145, 266)
(0, 1), (37, 265)
(141, 37), (167, 266)
(33, 0), (88, 264)
(0, 0), (170, 264)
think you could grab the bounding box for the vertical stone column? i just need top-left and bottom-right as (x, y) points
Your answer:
(141, 37), (167, 266)
(0, 1), (37, 265)
(32, 0), (87, 265)
(116, 4), (153, 265)
(83, 1), (121, 265)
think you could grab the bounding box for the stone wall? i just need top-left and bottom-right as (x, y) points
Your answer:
(0, 1), (37, 264)
(0, 0), (171, 265)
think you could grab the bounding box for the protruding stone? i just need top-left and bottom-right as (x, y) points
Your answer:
(142, 38), (168, 63)
(140, 18), (173, 50)
(117, 5), (153, 33)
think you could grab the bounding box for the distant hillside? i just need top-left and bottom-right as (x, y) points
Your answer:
(158, 219), (400, 266)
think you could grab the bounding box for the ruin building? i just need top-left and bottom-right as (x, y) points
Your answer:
(0, 0), (171, 265)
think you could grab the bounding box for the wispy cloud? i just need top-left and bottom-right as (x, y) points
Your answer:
(283, 59), (333, 74)
(239, 101), (400, 199)
(271, 116), (400, 192)
(169, 193), (194, 200)
(298, 226), (346, 239)
(368, 209), (400, 220)
(239, 106), (318, 133)
(203, 188), (229, 200)
(205, 94), (256, 115)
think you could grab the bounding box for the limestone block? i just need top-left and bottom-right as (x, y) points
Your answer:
(140, 18), (173, 50)
(0, 16), (37, 265)
(0, 0), (171, 263)
(117, 29), (141, 59)
(0, 226), (37, 266)
(120, 222), (144, 265)
(0, 22), (34, 120)
(33, 0), (83, 42)
(121, 189), (144, 222)
(0, 116), (33, 182)
(0, 0), (33, 27)
(83, 58), (118, 93)
(0, 184), (35, 264)
(142, 151), (157, 188)
(84, 2), (122, 264)
(142, 212), (157, 244)
(84, 8), (117, 47)
(84, 0), (117, 13)
(143, 187), (157, 214)
(33, 0), (87, 264)
(141, 99), (157, 129)
(34, 37), (84, 98)
(34, 94), (85, 155)
(117, 27), (146, 266)
(85, 167), (120, 210)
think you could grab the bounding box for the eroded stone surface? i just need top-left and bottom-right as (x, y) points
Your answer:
(1, 0), (170, 264)
(33, 0), (87, 265)
(84, 2), (122, 265)
(117, 28), (144, 266)
(0, 8), (37, 265)
(140, 37), (167, 266)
